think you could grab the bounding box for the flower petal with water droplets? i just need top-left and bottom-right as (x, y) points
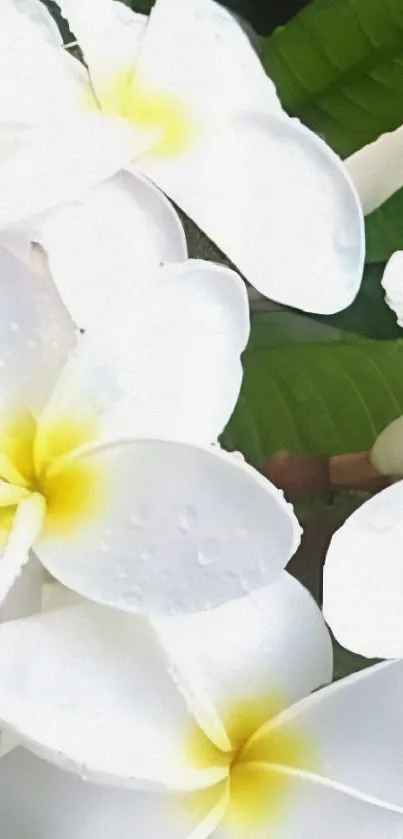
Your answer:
(36, 440), (301, 615)
(0, 602), (229, 790)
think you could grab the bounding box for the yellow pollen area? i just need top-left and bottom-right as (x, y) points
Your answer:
(185, 694), (320, 836)
(0, 507), (17, 549)
(91, 69), (195, 158)
(0, 411), (101, 541)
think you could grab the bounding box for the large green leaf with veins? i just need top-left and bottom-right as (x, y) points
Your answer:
(262, 0), (403, 159)
(222, 317), (403, 462)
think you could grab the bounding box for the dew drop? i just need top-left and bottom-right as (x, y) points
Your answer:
(369, 503), (401, 533)
(123, 585), (143, 604)
(256, 556), (267, 578)
(196, 539), (220, 567)
(197, 539), (221, 566)
(179, 506), (197, 533)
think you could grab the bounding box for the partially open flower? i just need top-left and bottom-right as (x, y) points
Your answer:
(0, 576), (402, 837)
(0, 0), (364, 314)
(0, 234), (302, 618)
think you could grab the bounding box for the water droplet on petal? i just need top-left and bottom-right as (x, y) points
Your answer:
(369, 502), (401, 533)
(196, 539), (220, 566)
(179, 506), (197, 533)
(256, 556), (267, 578)
(122, 585), (143, 605)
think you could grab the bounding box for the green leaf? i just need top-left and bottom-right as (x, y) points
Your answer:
(332, 639), (379, 680)
(222, 325), (403, 461)
(123, 0), (152, 11)
(261, 0), (403, 158)
(365, 188), (403, 263)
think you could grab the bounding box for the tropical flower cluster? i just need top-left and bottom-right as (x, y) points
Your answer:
(0, 1), (401, 837)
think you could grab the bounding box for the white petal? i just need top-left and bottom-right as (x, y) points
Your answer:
(40, 170), (187, 331)
(14, 0), (63, 46)
(380, 252), (403, 329)
(323, 481), (403, 658)
(154, 573), (332, 746)
(0, 602), (228, 790)
(36, 441), (301, 614)
(136, 0), (283, 118)
(55, 0), (147, 103)
(0, 0), (87, 124)
(346, 126), (403, 215)
(0, 117), (135, 226)
(0, 748), (228, 839)
(0, 494), (46, 607)
(0, 554), (43, 623)
(214, 770), (403, 839)
(134, 0), (364, 313)
(38, 260), (248, 443)
(254, 662), (403, 810)
(0, 244), (75, 414)
(371, 414), (403, 476)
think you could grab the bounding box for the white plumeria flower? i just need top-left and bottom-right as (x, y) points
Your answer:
(0, 0), (365, 314)
(0, 576), (402, 837)
(378, 251), (403, 328)
(0, 233), (304, 617)
(323, 411), (403, 658)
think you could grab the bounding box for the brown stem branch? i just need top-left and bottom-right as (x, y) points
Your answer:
(259, 450), (390, 500)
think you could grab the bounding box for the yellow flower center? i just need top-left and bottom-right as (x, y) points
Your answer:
(85, 69), (196, 159)
(186, 695), (319, 836)
(0, 411), (101, 544)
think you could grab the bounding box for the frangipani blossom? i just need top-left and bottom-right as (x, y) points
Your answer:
(0, 576), (402, 837)
(0, 237), (302, 617)
(323, 414), (403, 658)
(0, 0), (365, 314)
